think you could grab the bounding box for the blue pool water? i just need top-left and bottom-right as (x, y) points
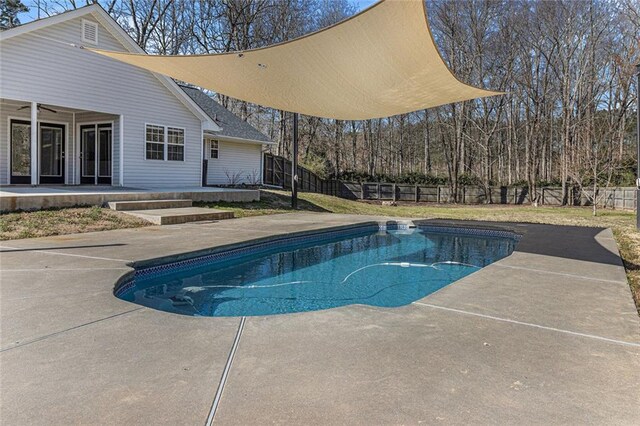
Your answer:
(116, 226), (517, 317)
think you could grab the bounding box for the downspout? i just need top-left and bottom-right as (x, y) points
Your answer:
(260, 148), (264, 185)
(200, 121), (204, 187)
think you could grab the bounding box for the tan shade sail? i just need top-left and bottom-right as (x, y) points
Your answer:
(89, 0), (501, 120)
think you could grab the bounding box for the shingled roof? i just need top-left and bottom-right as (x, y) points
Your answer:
(180, 85), (272, 144)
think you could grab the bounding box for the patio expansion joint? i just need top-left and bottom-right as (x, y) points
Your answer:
(0, 245), (131, 263)
(492, 262), (627, 284)
(412, 302), (640, 348)
(205, 316), (246, 426)
(0, 307), (144, 353)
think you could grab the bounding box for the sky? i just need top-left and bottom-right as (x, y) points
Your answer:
(17, 0), (379, 26)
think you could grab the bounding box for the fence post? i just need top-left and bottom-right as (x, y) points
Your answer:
(437, 186), (441, 203)
(377, 183), (381, 200)
(415, 184), (419, 202)
(360, 182), (364, 200)
(392, 184), (397, 202)
(541, 187), (545, 205)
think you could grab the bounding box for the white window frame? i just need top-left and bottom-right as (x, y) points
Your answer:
(144, 123), (186, 162)
(145, 123), (165, 161)
(167, 126), (185, 161)
(81, 19), (99, 45)
(209, 139), (219, 159)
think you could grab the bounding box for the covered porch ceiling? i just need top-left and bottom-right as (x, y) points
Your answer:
(88, 0), (501, 120)
(1, 98), (119, 117)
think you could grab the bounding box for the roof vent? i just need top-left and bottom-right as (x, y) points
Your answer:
(81, 19), (98, 45)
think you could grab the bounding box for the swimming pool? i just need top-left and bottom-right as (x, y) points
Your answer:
(115, 224), (518, 317)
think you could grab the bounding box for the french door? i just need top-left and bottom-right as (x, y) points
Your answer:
(80, 123), (112, 185)
(10, 120), (65, 184)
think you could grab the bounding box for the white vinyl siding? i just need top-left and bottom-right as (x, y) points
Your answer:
(205, 139), (262, 185)
(0, 13), (202, 187)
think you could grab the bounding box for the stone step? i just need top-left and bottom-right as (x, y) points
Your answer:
(121, 207), (234, 225)
(108, 199), (192, 211)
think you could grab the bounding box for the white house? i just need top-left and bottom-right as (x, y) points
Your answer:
(0, 4), (272, 188)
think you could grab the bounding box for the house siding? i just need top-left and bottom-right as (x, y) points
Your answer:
(0, 12), (202, 187)
(206, 139), (262, 185)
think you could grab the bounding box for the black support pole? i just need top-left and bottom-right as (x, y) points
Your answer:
(292, 112), (299, 209)
(636, 64), (640, 229)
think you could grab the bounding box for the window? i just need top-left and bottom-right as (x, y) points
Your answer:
(146, 125), (165, 160)
(167, 127), (185, 161)
(209, 140), (219, 159)
(146, 125), (186, 161)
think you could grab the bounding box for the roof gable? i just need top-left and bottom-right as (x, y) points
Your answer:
(181, 85), (272, 144)
(0, 4), (217, 128)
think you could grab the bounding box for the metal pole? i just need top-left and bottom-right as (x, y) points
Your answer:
(636, 64), (640, 228)
(292, 112), (299, 209)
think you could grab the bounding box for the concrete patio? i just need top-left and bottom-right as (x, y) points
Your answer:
(0, 185), (259, 211)
(1, 213), (639, 424)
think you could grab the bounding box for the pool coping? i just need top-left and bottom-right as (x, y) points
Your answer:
(114, 220), (522, 299)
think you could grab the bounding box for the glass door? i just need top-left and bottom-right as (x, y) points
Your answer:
(98, 125), (112, 184)
(39, 124), (65, 184)
(10, 120), (65, 184)
(80, 125), (96, 184)
(81, 124), (112, 185)
(10, 120), (31, 184)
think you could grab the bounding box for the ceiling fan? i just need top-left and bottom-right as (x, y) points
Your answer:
(17, 103), (57, 114)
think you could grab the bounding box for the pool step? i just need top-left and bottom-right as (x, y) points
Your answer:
(108, 199), (192, 211)
(120, 207), (234, 225)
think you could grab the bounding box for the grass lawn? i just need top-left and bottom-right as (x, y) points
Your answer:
(0, 206), (149, 240)
(1, 190), (637, 312)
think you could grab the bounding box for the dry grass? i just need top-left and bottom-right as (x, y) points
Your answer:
(0, 206), (149, 240)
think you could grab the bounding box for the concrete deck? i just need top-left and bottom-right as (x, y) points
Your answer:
(1, 213), (639, 425)
(122, 207), (234, 225)
(0, 185), (259, 211)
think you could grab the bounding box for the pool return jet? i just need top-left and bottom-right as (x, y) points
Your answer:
(85, 0), (502, 209)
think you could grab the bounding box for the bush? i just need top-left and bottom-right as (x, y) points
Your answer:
(300, 153), (330, 179)
(338, 170), (447, 185)
(458, 173), (481, 186)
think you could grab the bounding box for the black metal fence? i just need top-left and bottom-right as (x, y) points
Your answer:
(263, 153), (358, 199)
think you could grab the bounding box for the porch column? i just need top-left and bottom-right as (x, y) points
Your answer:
(119, 114), (124, 186)
(30, 102), (38, 185)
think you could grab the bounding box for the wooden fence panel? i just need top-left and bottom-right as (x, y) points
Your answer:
(262, 154), (635, 210)
(379, 183), (395, 200)
(395, 184), (416, 201)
